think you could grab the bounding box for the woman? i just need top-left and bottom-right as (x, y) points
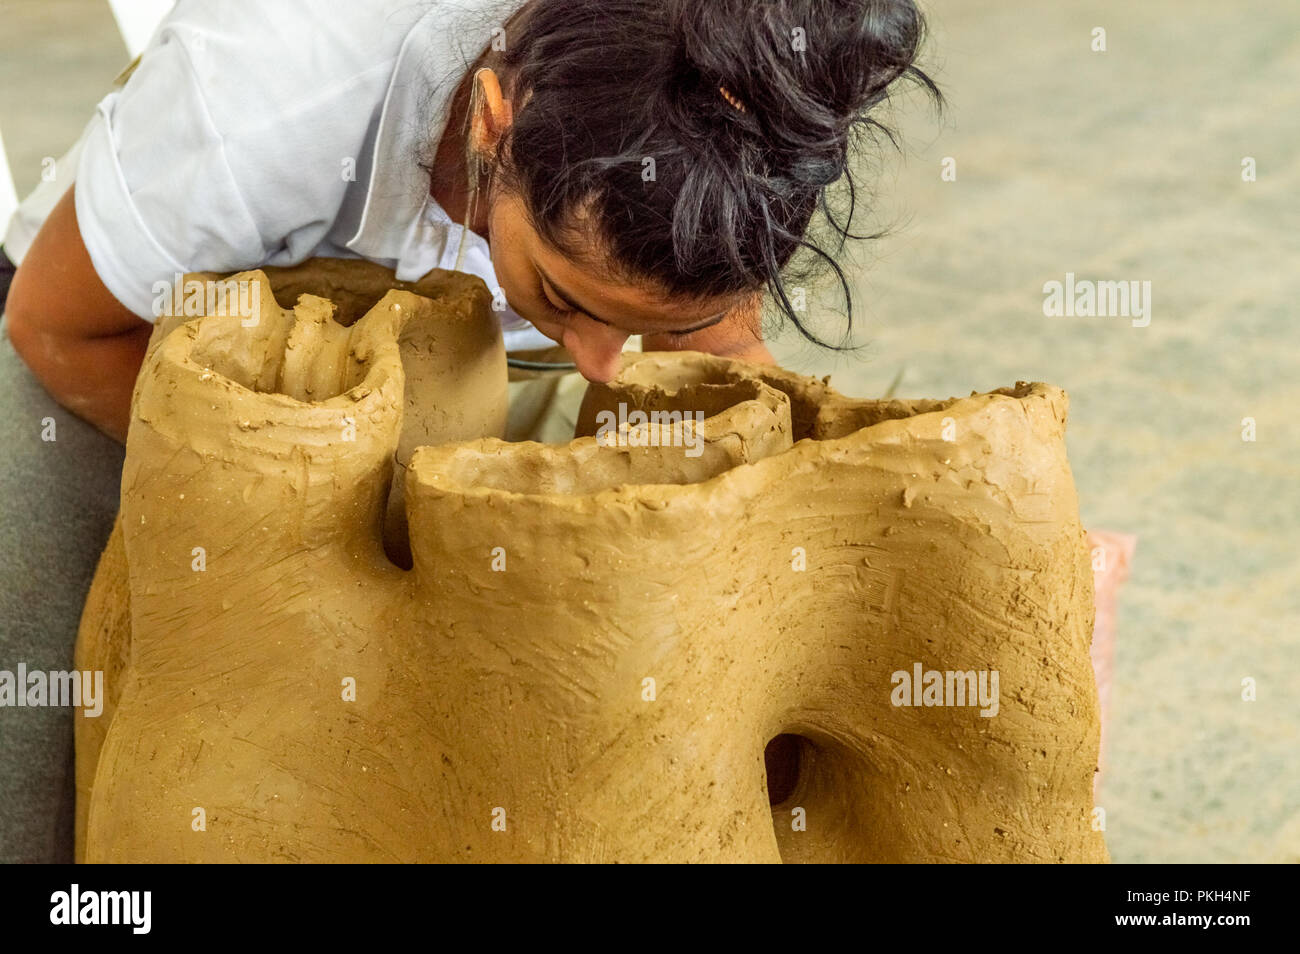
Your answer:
(0, 0), (936, 860)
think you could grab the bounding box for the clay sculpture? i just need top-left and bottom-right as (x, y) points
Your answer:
(75, 263), (1108, 863)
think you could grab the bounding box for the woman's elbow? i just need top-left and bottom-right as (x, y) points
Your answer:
(5, 277), (63, 380)
(5, 282), (44, 366)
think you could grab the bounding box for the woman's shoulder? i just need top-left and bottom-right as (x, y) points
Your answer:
(149, 0), (522, 141)
(65, 0), (524, 318)
(127, 2), (503, 190)
(154, 1), (427, 125)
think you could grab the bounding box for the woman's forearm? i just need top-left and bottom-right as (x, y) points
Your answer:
(4, 185), (153, 443)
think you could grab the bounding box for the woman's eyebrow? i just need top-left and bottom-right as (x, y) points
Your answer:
(536, 264), (726, 335)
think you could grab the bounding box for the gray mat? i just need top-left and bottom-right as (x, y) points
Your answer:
(0, 313), (123, 863)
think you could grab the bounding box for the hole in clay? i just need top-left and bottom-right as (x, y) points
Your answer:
(764, 733), (805, 806)
(618, 360), (729, 393)
(576, 378), (783, 444)
(766, 731), (880, 862)
(262, 264), (410, 328)
(189, 296), (363, 403)
(616, 361), (823, 442)
(622, 361), (1045, 444)
(267, 281), (387, 328)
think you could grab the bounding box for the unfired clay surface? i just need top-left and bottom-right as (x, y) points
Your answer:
(75, 261), (1108, 863)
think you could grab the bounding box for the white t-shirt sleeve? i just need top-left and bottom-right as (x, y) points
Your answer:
(74, 2), (398, 321)
(75, 39), (264, 320)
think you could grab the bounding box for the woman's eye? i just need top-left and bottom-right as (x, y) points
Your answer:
(539, 283), (570, 315)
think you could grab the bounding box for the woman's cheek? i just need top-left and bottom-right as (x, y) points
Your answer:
(491, 259), (536, 321)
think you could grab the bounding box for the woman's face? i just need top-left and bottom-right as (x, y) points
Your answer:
(485, 190), (748, 382)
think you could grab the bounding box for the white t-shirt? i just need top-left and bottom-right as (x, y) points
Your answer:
(4, 0), (553, 352)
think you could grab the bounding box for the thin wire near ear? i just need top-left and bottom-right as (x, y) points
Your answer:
(454, 69), (491, 272)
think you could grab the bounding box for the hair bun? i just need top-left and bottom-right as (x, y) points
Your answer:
(668, 0), (932, 185)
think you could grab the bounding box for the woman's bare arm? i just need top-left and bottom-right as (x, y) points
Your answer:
(4, 185), (151, 443)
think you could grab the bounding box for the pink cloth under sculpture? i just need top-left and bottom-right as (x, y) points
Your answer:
(1086, 529), (1136, 793)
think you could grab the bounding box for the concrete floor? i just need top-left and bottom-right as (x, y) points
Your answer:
(2, 0), (1296, 862)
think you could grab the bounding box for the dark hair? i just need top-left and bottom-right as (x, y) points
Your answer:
(490, 0), (941, 347)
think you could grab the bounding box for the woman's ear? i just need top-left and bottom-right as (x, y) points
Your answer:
(470, 68), (513, 159)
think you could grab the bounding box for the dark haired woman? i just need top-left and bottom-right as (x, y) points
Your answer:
(0, 0), (936, 860)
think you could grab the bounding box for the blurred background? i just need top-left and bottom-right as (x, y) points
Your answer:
(2, 0), (1297, 862)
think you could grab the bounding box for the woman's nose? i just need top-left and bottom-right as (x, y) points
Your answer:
(562, 321), (629, 383)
